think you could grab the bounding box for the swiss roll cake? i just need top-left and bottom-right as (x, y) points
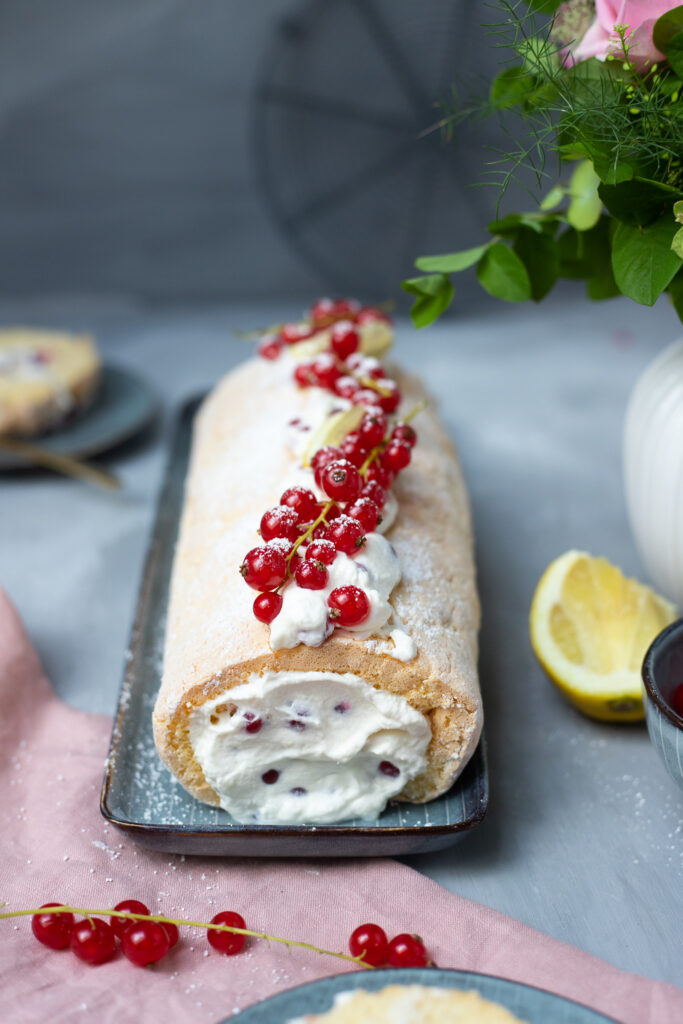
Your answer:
(153, 301), (482, 824)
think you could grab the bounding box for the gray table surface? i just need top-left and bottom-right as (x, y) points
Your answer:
(1, 292), (682, 989)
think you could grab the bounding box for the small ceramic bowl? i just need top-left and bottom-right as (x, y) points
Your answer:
(642, 618), (683, 791)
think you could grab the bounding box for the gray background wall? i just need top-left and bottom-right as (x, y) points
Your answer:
(0, 0), (509, 303)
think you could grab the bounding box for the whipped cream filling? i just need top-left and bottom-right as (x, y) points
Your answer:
(269, 532), (409, 651)
(190, 670), (431, 824)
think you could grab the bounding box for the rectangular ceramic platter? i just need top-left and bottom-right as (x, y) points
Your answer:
(101, 398), (488, 857)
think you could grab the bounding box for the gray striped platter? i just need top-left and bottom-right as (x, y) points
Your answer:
(100, 398), (488, 857)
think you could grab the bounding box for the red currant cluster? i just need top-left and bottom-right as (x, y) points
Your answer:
(257, 297), (391, 363)
(26, 902), (432, 973)
(240, 411), (418, 628)
(30, 900), (246, 968)
(349, 923), (430, 968)
(258, 297), (401, 416)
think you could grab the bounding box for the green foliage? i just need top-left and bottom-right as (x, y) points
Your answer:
(401, 1), (683, 326)
(401, 274), (454, 328)
(477, 244), (532, 301)
(668, 272), (683, 320)
(525, 0), (562, 13)
(653, 7), (683, 76)
(513, 227), (559, 300)
(490, 67), (538, 109)
(414, 246), (489, 273)
(598, 180), (678, 226)
(612, 216), (682, 305)
(567, 161), (602, 231)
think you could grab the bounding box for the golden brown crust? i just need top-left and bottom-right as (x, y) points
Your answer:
(153, 357), (482, 808)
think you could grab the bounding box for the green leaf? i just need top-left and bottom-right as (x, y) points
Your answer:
(512, 228), (559, 301)
(591, 157), (634, 185)
(665, 35), (683, 77)
(540, 186), (565, 211)
(476, 244), (531, 302)
(584, 216), (620, 300)
(668, 272), (683, 324)
(567, 161), (602, 231)
(490, 67), (536, 110)
(653, 7), (683, 53)
(675, 200), (683, 224)
(401, 274), (454, 328)
(487, 212), (563, 236)
(598, 180), (675, 227)
(414, 245), (488, 273)
(672, 227), (683, 259)
(557, 228), (592, 279)
(526, 0), (562, 11)
(612, 216), (683, 306)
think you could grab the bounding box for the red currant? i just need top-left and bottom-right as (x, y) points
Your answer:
(309, 297), (335, 327)
(294, 363), (316, 389)
(366, 460), (394, 490)
(359, 412), (387, 448)
(311, 445), (343, 471)
(208, 911), (247, 955)
(386, 933), (428, 968)
(320, 459), (361, 502)
(31, 904), (74, 950)
(121, 921), (171, 967)
(253, 591), (283, 623)
(365, 360), (387, 380)
(349, 923), (388, 967)
(360, 479), (387, 509)
(383, 440), (411, 473)
(346, 498), (381, 533)
(240, 546), (287, 591)
(339, 432), (369, 468)
(110, 900), (150, 940)
(326, 515), (365, 555)
(355, 306), (391, 325)
(260, 506), (300, 543)
(257, 334), (283, 360)
(306, 539), (337, 564)
(377, 381), (401, 413)
(328, 586), (371, 626)
(160, 922), (180, 948)
(330, 320), (360, 361)
(280, 486), (319, 523)
(70, 918), (117, 965)
(355, 388), (383, 408)
(331, 298), (360, 320)
(334, 375), (360, 400)
(312, 354), (341, 390)
(281, 322), (313, 345)
(295, 559), (328, 590)
(391, 423), (417, 447)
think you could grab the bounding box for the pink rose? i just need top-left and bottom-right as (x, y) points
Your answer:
(568, 0), (677, 69)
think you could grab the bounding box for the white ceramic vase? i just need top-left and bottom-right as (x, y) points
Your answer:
(624, 339), (683, 608)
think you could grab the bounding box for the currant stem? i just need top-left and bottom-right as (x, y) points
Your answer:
(355, 374), (392, 397)
(286, 499), (336, 567)
(402, 400), (427, 425)
(0, 905), (373, 969)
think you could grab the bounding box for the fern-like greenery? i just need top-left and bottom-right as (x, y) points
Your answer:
(403, 1), (683, 326)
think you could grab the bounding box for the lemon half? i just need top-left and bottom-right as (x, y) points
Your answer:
(530, 550), (676, 722)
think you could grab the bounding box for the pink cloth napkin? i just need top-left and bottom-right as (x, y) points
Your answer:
(0, 588), (681, 1024)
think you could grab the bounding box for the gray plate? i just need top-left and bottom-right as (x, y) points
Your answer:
(100, 398), (488, 857)
(227, 968), (622, 1023)
(0, 364), (158, 468)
